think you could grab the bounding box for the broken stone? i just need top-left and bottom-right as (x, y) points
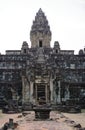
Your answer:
(3, 123), (8, 130)
(64, 119), (75, 125)
(78, 128), (85, 130)
(60, 114), (65, 118)
(55, 117), (59, 120)
(22, 112), (29, 116)
(13, 123), (18, 129)
(73, 123), (82, 128)
(2, 118), (18, 130)
(49, 118), (53, 120)
(18, 115), (23, 118)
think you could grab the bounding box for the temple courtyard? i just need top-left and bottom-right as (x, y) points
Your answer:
(0, 109), (85, 130)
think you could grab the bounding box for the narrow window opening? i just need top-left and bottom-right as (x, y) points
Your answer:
(56, 49), (58, 53)
(24, 49), (26, 53)
(39, 40), (42, 47)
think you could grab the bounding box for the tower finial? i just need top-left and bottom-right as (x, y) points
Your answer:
(39, 8), (42, 11)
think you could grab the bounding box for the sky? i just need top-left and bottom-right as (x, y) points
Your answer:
(0, 0), (85, 54)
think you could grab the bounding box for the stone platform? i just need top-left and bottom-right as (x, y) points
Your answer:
(33, 107), (52, 119)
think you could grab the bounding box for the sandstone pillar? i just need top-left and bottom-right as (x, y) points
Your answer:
(64, 85), (70, 101)
(57, 80), (61, 103)
(22, 76), (30, 104)
(46, 84), (48, 103)
(36, 84), (37, 103)
(22, 76), (25, 104)
(53, 82), (57, 104)
(50, 79), (53, 102)
(30, 82), (33, 102)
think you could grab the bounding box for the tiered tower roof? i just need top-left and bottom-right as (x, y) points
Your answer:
(30, 8), (51, 35)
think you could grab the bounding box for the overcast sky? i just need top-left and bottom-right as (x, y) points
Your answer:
(0, 0), (85, 54)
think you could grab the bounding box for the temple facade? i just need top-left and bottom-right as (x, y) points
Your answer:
(0, 8), (85, 106)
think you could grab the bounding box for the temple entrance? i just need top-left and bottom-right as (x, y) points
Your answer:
(36, 83), (49, 104)
(37, 84), (46, 104)
(37, 85), (45, 99)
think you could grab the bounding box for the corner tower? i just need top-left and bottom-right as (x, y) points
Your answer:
(30, 8), (52, 48)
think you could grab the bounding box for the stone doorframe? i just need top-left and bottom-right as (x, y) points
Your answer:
(34, 83), (50, 104)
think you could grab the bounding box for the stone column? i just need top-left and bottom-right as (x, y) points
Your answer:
(57, 80), (61, 103)
(53, 82), (57, 104)
(46, 85), (48, 103)
(30, 82), (33, 102)
(22, 76), (25, 104)
(22, 76), (30, 104)
(64, 85), (70, 101)
(25, 81), (30, 102)
(50, 79), (53, 102)
(36, 84), (37, 102)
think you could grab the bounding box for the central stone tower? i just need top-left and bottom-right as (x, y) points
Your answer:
(30, 8), (52, 48)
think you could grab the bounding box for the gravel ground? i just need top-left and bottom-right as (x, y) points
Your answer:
(0, 110), (85, 130)
(63, 111), (85, 128)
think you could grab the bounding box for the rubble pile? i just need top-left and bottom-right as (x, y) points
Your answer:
(1, 119), (18, 130)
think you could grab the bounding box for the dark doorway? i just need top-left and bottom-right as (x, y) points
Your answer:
(37, 85), (46, 104)
(39, 40), (42, 47)
(56, 49), (58, 53)
(24, 49), (26, 53)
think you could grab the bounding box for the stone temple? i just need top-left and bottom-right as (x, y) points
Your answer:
(0, 8), (85, 108)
